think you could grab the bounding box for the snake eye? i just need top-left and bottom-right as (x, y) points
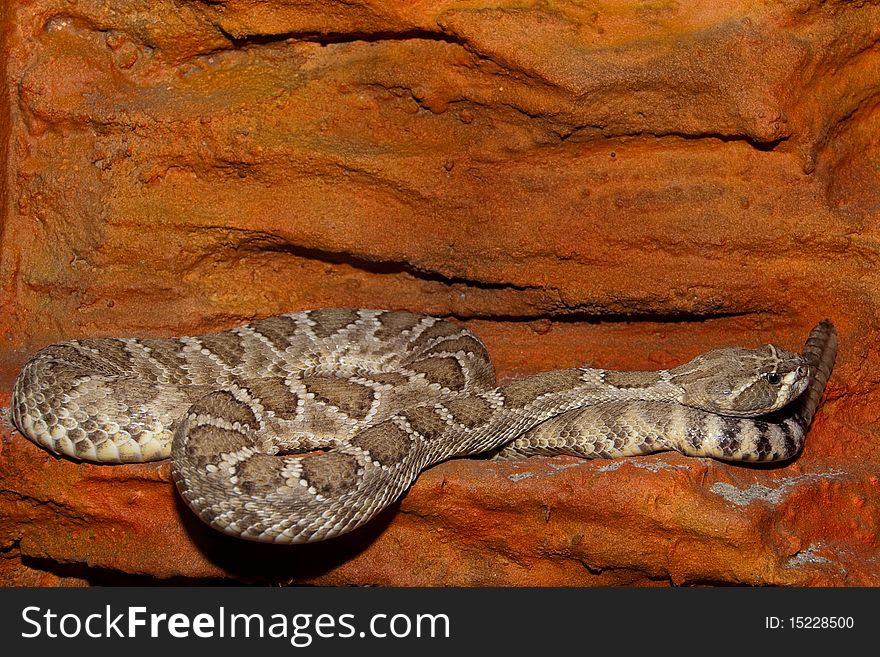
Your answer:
(766, 372), (782, 385)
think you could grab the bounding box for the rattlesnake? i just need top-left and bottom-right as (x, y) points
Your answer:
(10, 309), (837, 544)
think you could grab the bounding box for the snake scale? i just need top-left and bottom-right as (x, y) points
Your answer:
(11, 309), (837, 544)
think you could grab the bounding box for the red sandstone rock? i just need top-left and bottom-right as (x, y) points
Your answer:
(1, 0), (878, 585)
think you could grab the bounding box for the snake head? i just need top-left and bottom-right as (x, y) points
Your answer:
(672, 343), (810, 417)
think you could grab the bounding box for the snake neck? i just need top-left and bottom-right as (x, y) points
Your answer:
(495, 366), (686, 407)
(446, 367), (684, 457)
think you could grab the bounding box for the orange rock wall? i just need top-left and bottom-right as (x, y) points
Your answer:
(1, 0), (878, 585)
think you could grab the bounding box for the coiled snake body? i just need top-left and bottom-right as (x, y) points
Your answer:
(11, 310), (837, 543)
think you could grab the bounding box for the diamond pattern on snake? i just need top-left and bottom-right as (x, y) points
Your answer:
(10, 309), (837, 544)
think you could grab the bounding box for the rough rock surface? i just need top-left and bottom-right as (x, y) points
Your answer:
(1, 0), (878, 585)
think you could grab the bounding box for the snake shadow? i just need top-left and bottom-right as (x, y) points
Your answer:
(173, 493), (399, 584)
